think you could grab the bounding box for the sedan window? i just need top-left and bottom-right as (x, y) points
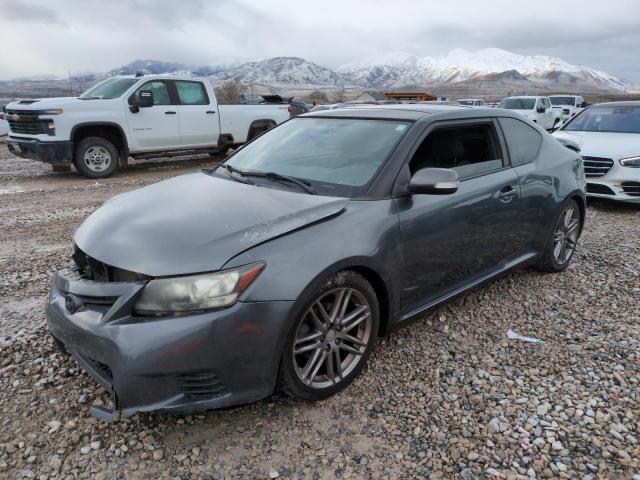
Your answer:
(409, 124), (503, 180)
(499, 117), (542, 166)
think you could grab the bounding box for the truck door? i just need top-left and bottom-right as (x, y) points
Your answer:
(126, 80), (181, 151)
(173, 80), (221, 147)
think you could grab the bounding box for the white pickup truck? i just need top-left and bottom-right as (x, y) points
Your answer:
(5, 75), (291, 178)
(549, 95), (587, 123)
(497, 96), (561, 131)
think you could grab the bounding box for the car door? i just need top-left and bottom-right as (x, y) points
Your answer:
(126, 80), (181, 151)
(394, 119), (522, 314)
(541, 98), (554, 129)
(174, 80), (221, 147)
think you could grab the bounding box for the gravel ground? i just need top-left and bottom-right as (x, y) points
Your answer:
(1, 144), (639, 479)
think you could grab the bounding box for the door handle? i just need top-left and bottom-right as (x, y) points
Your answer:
(164, 111), (177, 115)
(206, 110), (216, 114)
(498, 185), (518, 202)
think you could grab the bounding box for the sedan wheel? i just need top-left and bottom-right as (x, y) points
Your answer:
(280, 271), (379, 400)
(552, 205), (579, 264)
(535, 199), (581, 272)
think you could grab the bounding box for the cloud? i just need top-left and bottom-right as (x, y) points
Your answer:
(0, 0), (638, 82)
(1, 0), (65, 25)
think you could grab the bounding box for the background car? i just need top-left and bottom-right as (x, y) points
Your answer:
(554, 101), (640, 203)
(457, 98), (486, 107)
(0, 109), (8, 138)
(498, 96), (560, 130)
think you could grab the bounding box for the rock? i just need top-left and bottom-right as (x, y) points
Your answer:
(153, 449), (164, 460)
(489, 418), (501, 433)
(269, 469), (280, 478)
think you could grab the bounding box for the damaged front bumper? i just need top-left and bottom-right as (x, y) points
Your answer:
(46, 267), (294, 420)
(7, 137), (73, 165)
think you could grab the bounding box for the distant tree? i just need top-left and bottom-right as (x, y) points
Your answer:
(334, 87), (346, 103)
(214, 80), (242, 104)
(309, 89), (329, 102)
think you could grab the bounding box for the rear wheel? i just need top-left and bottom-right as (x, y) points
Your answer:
(73, 137), (119, 178)
(535, 199), (581, 272)
(279, 271), (379, 401)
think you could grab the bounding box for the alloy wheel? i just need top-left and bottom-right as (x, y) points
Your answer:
(553, 205), (579, 264)
(292, 287), (372, 389)
(83, 146), (112, 173)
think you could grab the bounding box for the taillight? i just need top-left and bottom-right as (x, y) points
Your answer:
(0, 113), (4, 120)
(288, 105), (292, 117)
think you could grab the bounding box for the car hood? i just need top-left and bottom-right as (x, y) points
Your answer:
(553, 131), (640, 159)
(74, 172), (348, 277)
(6, 97), (80, 110)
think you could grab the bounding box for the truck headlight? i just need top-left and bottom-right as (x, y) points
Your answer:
(39, 109), (63, 115)
(134, 262), (265, 315)
(620, 156), (640, 168)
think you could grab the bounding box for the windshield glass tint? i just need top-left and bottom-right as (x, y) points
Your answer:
(225, 117), (411, 197)
(550, 97), (575, 106)
(499, 98), (536, 110)
(81, 78), (138, 99)
(564, 106), (640, 133)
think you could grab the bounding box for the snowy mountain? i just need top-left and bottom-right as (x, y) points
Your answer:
(208, 57), (343, 87)
(337, 48), (637, 92)
(107, 59), (227, 77)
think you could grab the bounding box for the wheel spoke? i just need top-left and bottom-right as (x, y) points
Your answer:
(333, 348), (343, 380)
(342, 333), (367, 348)
(337, 289), (352, 322)
(314, 300), (332, 326)
(341, 305), (368, 331)
(308, 307), (328, 333)
(338, 343), (364, 356)
(306, 350), (328, 384)
(566, 220), (579, 235)
(301, 348), (322, 382)
(326, 347), (336, 383)
(329, 289), (346, 324)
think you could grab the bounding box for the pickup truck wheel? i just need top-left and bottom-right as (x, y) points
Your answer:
(74, 137), (118, 179)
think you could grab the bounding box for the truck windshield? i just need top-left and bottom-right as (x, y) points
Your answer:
(550, 97), (576, 106)
(563, 106), (640, 134)
(222, 117), (411, 197)
(499, 98), (536, 110)
(80, 78), (138, 99)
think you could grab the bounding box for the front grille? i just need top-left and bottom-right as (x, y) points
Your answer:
(582, 156), (614, 177)
(179, 372), (227, 400)
(621, 182), (640, 197)
(586, 183), (615, 195)
(6, 109), (50, 135)
(72, 246), (146, 283)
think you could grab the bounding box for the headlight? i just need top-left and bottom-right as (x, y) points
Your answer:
(134, 262), (265, 315)
(620, 156), (640, 167)
(39, 109), (63, 115)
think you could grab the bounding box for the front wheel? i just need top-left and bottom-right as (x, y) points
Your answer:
(535, 199), (581, 272)
(73, 137), (119, 179)
(279, 271), (379, 401)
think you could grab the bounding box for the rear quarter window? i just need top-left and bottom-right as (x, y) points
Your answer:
(499, 117), (543, 167)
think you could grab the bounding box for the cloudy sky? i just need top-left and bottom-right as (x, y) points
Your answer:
(1, 0), (639, 82)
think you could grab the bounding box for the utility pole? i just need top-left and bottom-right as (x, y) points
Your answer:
(68, 70), (73, 96)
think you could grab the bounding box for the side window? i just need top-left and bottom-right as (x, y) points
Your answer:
(408, 124), (504, 180)
(499, 117), (543, 167)
(132, 81), (171, 105)
(543, 98), (550, 109)
(175, 81), (209, 105)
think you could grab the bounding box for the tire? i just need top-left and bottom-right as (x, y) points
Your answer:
(535, 199), (581, 273)
(73, 137), (119, 179)
(279, 270), (380, 401)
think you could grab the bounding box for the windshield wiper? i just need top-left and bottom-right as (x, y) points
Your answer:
(217, 164), (255, 185)
(219, 165), (317, 195)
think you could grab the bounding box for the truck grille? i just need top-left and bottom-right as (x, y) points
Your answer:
(582, 156), (614, 177)
(621, 182), (640, 197)
(5, 109), (50, 135)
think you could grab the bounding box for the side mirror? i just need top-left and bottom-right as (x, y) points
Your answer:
(138, 90), (154, 108)
(537, 106), (546, 113)
(409, 168), (459, 195)
(579, 102), (589, 108)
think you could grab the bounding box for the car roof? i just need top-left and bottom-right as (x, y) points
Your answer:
(301, 104), (521, 122)
(504, 95), (544, 99)
(588, 100), (640, 108)
(303, 104), (474, 121)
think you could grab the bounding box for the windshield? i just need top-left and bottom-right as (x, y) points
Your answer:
(223, 117), (411, 197)
(80, 78), (138, 99)
(563, 105), (640, 134)
(458, 100), (475, 106)
(550, 97), (576, 106)
(499, 98), (536, 110)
